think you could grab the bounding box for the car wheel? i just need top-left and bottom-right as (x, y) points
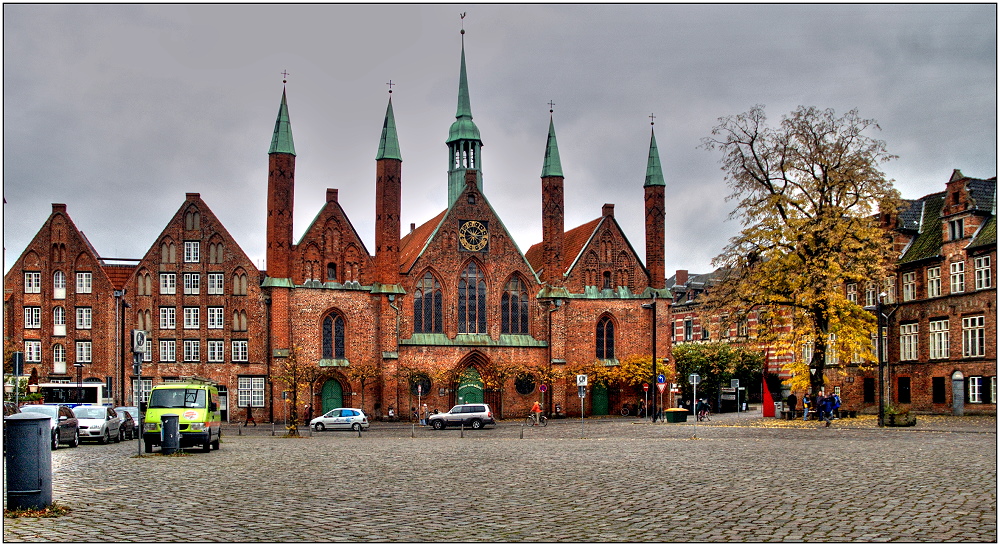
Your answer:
(314, 422), (325, 431)
(351, 422), (361, 431)
(69, 430), (79, 448)
(211, 436), (220, 450)
(100, 429), (110, 445)
(118, 428), (125, 443)
(51, 432), (59, 450)
(470, 419), (483, 430)
(432, 420), (445, 430)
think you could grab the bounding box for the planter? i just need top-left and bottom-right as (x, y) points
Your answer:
(886, 413), (916, 427)
(664, 408), (688, 423)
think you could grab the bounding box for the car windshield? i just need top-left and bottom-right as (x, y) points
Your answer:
(148, 388), (206, 408)
(449, 406), (462, 413)
(74, 407), (108, 419)
(21, 405), (58, 418)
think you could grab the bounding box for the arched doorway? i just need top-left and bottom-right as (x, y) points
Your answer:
(456, 368), (484, 404)
(951, 370), (965, 416)
(321, 378), (343, 413)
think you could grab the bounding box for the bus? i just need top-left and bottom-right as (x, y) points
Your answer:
(36, 382), (112, 407)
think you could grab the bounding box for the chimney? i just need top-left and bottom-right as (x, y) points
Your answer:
(602, 203), (615, 218)
(52, 203), (67, 213)
(186, 193), (200, 200)
(410, 223), (416, 233)
(326, 188), (338, 203)
(675, 270), (688, 287)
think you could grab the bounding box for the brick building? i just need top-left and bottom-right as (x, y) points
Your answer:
(4, 34), (671, 420)
(663, 172), (997, 416)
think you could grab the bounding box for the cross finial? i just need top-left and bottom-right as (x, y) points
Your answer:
(386, 80), (395, 94)
(281, 70), (290, 84)
(548, 100), (556, 113)
(649, 112), (656, 126)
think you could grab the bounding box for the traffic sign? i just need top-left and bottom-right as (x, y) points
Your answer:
(578, 386), (586, 398)
(657, 374), (666, 384)
(657, 383), (666, 393)
(642, 383), (649, 392)
(576, 374), (588, 387)
(689, 373), (701, 385)
(539, 384), (547, 393)
(731, 378), (740, 389)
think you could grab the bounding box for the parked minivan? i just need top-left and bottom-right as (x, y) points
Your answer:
(142, 377), (221, 453)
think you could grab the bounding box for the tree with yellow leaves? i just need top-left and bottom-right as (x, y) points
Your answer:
(702, 105), (901, 397)
(272, 346), (318, 437)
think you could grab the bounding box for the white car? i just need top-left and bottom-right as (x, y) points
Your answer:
(310, 408), (369, 431)
(73, 405), (123, 444)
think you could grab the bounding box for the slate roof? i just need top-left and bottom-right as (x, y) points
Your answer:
(899, 192), (945, 264)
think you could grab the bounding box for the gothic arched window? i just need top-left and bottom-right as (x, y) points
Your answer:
(501, 276), (529, 335)
(322, 313), (345, 360)
(458, 262), (487, 334)
(596, 315), (615, 360)
(413, 272), (442, 333)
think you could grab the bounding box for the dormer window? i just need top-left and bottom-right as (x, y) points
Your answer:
(949, 219), (964, 241)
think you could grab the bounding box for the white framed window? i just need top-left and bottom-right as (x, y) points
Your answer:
(232, 340), (248, 362)
(159, 307), (176, 329)
(926, 266), (941, 298)
(159, 340), (176, 362)
(183, 273), (201, 295)
(142, 338), (152, 362)
(949, 218), (965, 240)
(76, 272), (92, 294)
(928, 319), (949, 360)
(883, 276), (896, 304)
(208, 273), (224, 295)
(207, 340), (224, 362)
(53, 271), (66, 299)
(24, 306), (41, 329)
(159, 273), (176, 295)
(75, 341), (92, 363)
(183, 307), (200, 329)
(962, 316), (986, 357)
(133, 378), (152, 405)
(24, 272), (41, 293)
(825, 334), (838, 365)
(975, 256), (992, 290)
(207, 307), (224, 329)
(864, 283), (877, 308)
(183, 340), (200, 362)
(53, 344), (66, 374)
(76, 307), (92, 329)
(846, 284), (857, 303)
(238, 376), (265, 407)
(968, 376), (983, 403)
(901, 272), (916, 302)
(993, 377), (998, 405)
(899, 323), (918, 361)
(184, 241), (200, 263)
(801, 341), (814, 365)
(53, 306), (66, 336)
(950, 261), (965, 293)
(24, 340), (42, 362)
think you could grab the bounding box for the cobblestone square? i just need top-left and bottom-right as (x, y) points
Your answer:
(4, 411), (996, 542)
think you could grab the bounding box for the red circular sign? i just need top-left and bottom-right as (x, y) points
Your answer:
(539, 384), (548, 392)
(642, 383), (649, 391)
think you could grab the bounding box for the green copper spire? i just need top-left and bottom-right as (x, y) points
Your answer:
(541, 115), (563, 178)
(376, 96), (402, 161)
(644, 126), (665, 187)
(447, 40), (481, 143)
(269, 88), (296, 156)
(447, 26), (484, 207)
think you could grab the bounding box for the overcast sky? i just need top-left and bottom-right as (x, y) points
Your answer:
(4, 4), (997, 277)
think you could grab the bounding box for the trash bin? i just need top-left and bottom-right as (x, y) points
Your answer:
(161, 413), (180, 455)
(774, 402), (784, 419)
(664, 408), (688, 423)
(4, 413), (53, 510)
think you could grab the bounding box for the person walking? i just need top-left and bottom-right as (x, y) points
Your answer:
(243, 406), (257, 427)
(819, 392), (833, 427)
(421, 404), (429, 426)
(802, 393), (810, 421)
(530, 400), (542, 425)
(786, 393), (797, 419)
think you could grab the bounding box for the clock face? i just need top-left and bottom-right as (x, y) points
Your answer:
(458, 220), (489, 251)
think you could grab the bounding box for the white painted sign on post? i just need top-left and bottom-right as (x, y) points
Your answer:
(576, 374), (588, 387)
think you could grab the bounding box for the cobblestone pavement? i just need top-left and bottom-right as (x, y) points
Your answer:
(4, 409), (996, 542)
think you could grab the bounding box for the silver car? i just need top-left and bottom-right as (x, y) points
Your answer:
(428, 403), (495, 430)
(73, 405), (123, 444)
(310, 408), (369, 431)
(19, 404), (79, 449)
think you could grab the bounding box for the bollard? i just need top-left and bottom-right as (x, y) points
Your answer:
(160, 414), (180, 455)
(520, 424), (524, 439)
(460, 422), (464, 438)
(4, 414), (53, 510)
(411, 423), (415, 438)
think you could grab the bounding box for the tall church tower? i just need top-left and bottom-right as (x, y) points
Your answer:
(644, 123), (666, 289)
(446, 26), (484, 207)
(374, 94), (402, 286)
(540, 112), (565, 286)
(266, 87), (296, 280)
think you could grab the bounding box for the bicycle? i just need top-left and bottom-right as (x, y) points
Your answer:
(524, 413), (548, 427)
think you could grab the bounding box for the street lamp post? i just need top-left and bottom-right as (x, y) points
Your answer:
(876, 295), (885, 428)
(641, 297), (658, 422)
(75, 362), (84, 404)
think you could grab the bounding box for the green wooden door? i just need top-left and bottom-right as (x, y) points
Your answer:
(456, 368), (484, 404)
(592, 384), (609, 415)
(321, 379), (343, 413)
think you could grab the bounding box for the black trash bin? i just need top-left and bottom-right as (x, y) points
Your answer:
(160, 413), (180, 455)
(4, 413), (53, 510)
